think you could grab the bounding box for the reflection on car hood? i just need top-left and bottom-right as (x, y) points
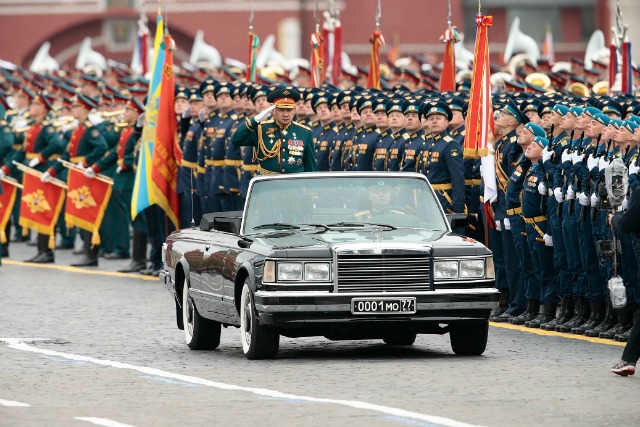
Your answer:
(253, 228), (489, 257)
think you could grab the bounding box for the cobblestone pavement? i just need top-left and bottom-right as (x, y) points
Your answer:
(1, 241), (639, 427)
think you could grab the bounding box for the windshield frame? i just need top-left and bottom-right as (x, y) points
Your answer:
(240, 172), (451, 236)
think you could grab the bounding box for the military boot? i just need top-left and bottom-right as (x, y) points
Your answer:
(71, 232), (98, 267)
(526, 301), (558, 328)
(615, 307), (639, 342)
(542, 296), (574, 330)
(118, 231), (147, 273)
(510, 300), (540, 325)
(491, 289), (510, 320)
(601, 306), (633, 339)
(585, 300), (616, 337)
(556, 297), (590, 333)
(572, 300), (605, 335)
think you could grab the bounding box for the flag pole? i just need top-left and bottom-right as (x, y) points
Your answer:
(12, 161), (68, 189)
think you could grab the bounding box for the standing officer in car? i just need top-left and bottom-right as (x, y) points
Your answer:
(231, 88), (316, 174)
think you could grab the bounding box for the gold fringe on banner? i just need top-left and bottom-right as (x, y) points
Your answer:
(91, 230), (100, 248)
(0, 229), (6, 244)
(49, 234), (55, 250)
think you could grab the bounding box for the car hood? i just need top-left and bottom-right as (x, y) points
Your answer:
(252, 228), (490, 258)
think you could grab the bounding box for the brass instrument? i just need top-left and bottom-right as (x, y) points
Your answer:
(525, 72), (551, 90)
(592, 80), (609, 95)
(567, 82), (591, 97)
(101, 108), (126, 118)
(507, 53), (536, 76)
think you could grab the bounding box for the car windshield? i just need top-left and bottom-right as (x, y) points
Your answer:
(243, 176), (449, 234)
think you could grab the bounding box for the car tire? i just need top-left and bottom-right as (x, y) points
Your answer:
(383, 333), (416, 346)
(449, 320), (489, 356)
(240, 280), (279, 359)
(182, 276), (221, 350)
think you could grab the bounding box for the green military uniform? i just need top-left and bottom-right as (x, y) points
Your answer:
(231, 117), (316, 174)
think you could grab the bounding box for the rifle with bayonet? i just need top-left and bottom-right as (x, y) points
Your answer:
(590, 138), (612, 222)
(540, 124), (556, 214)
(566, 131), (584, 217)
(557, 129), (575, 219)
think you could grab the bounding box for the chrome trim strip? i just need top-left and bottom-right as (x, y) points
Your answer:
(255, 288), (499, 298)
(255, 301), (498, 313)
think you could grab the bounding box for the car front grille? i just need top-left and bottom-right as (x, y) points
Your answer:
(336, 252), (432, 293)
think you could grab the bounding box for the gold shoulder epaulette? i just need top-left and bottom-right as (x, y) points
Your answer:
(230, 114), (238, 120)
(402, 132), (410, 139)
(443, 135), (453, 142)
(375, 128), (381, 134)
(510, 136), (517, 143)
(293, 121), (311, 131)
(261, 119), (275, 124)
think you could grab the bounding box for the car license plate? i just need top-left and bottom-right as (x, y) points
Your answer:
(351, 297), (417, 315)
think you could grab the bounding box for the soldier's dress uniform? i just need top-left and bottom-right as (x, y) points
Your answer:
(197, 80), (221, 214)
(7, 94), (64, 263)
(231, 88), (316, 174)
(0, 104), (16, 258)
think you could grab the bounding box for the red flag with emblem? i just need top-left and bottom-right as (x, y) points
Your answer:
(19, 171), (65, 248)
(151, 33), (181, 229)
(64, 167), (112, 246)
(0, 180), (19, 244)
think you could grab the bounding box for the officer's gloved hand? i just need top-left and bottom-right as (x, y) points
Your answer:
(136, 113), (146, 128)
(116, 166), (123, 174)
(578, 192), (590, 206)
(590, 193), (599, 207)
(0, 169), (5, 180)
(587, 154), (599, 172)
(28, 157), (41, 168)
(198, 109), (207, 123)
(566, 185), (576, 200)
(598, 156), (609, 171)
(561, 150), (572, 164)
(181, 106), (191, 119)
(41, 171), (52, 183)
(629, 162), (640, 176)
(553, 187), (563, 203)
(503, 218), (511, 230)
(571, 151), (585, 164)
(538, 181), (547, 195)
(622, 197), (629, 210)
(84, 167), (96, 179)
(543, 234), (553, 247)
(254, 105), (276, 123)
(495, 221), (502, 232)
(76, 162), (85, 170)
(542, 147), (553, 163)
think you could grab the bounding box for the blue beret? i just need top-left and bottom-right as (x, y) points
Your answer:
(552, 104), (570, 116)
(568, 106), (584, 117)
(525, 122), (546, 138)
(627, 114), (640, 126)
(533, 136), (549, 148)
(609, 118), (623, 129)
(584, 106), (602, 118)
(594, 113), (610, 126)
(622, 120), (639, 133)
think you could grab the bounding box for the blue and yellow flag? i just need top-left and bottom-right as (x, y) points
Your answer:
(131, 10), (165, 220)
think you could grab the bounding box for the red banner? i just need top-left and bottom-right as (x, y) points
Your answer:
(64, 168), (112, 246)
(439, 27), (459, 92)
(0, 181), (18, 244)
(151, 34), (181, 229)
(19, 172), (65, 247)
(367, 31), (385, 90)
(310, 32), (325, 87)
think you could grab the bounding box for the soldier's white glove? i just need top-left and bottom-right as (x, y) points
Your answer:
(84, 167), (96, 179)
(571, 151), (584, 164)
(543, 234), (553, 247)
(0, 169), (5, 180)
(254, 105), (276, 123)
(495, 221), (502, 231)
(542, 147), (553, 163)
(561, 150), (572, 164)
(587, 154), (599, 172)
(76, 162), (85, 170)
(28, 157), (41, 168)
(198, 109), (207, 123)
(41, 171), (52, 183)
(553, 187), (563, 203)
(181, 105), (191, 119)
(136, 113), (145, 128)
(622, 197), (629, 210)
(538, 181), (547, 195)
(629, 162), (640, 176)
(116, 166), (123, 174)
(590, 193), (599, 207)
(598, 156), (609, 171)
(578, 192), (589, 206)
(503, 218), (511, 230)
(566, 186), (576, 200)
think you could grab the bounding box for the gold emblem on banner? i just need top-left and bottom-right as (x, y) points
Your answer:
(23, 190), (51, 213)
(68, 186), (97, 209)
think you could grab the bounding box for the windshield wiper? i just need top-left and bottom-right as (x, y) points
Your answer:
(253, 223), (301, 230)
(325, 222), (397, 230)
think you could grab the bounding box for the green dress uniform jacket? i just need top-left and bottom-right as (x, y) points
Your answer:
(231, 117), (317, 174)
(3, 120), (63, 175)
(48, 121), (108, 180)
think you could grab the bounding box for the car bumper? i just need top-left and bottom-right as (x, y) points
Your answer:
(254, 287), (499, 325)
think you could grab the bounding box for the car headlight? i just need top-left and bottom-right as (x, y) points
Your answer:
(434, 260), (458, 279)
(304, 262), (331, 281)
(459, 259), (485, 278)
(277, 262), (303, 281)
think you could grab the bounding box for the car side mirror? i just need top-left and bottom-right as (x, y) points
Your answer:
(446, 213), (468, 229)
